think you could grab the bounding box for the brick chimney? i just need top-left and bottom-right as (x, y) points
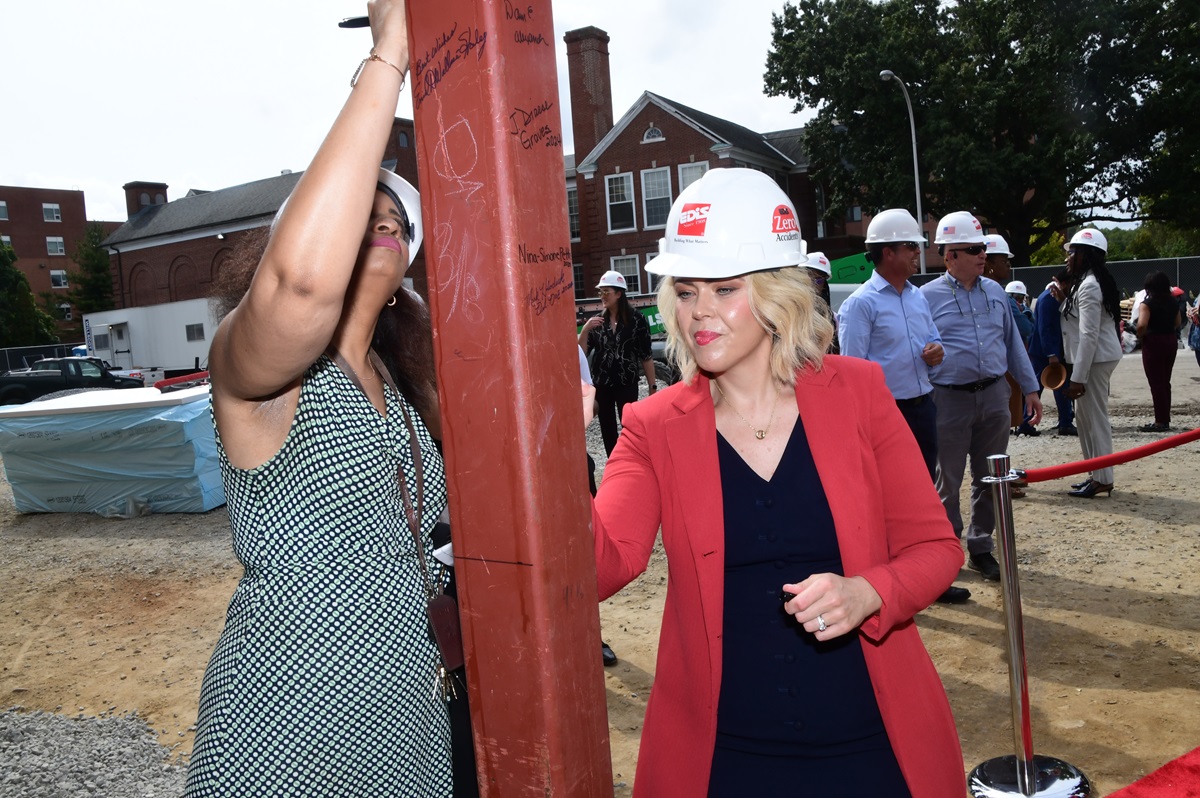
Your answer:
(563, 27), (613, 163)
(122, 181), (169, 219)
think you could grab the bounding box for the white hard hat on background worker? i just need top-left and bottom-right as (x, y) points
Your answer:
(647, 168), (807, 278)
(865, 208), (923, 244)
(1065, 228), (1108, 253)
(806, 252), (832, 276)
(596, 270), (628, 291)
(983, 234), (1013, 257)
(933, 211), (986, 245)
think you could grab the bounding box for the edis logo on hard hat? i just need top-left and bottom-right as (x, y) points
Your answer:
(676, 203), (712, 237)
(772, 205), (799, 242)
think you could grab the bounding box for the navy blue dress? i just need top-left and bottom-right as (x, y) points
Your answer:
(707, 420), (912, 797)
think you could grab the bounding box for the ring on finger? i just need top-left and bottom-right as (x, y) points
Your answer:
(816, 614), (827, 633)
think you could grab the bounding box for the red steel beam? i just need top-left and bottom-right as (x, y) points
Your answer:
(406, 1), (613, 795)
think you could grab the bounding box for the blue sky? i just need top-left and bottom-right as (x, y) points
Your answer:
(3, 0), (812, 223)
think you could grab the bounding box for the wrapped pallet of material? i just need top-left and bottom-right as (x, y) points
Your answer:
(0, 385), (223, 515)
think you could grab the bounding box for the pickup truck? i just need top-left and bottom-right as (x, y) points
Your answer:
(0, 357), (145, 405)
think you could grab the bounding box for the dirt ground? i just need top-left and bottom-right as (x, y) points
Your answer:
(2, 352), (1199, 796)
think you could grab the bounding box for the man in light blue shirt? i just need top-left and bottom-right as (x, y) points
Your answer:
(920, 212), (1042, 584)
(838, 209), (943, 475)
(839, 210), (968, 605)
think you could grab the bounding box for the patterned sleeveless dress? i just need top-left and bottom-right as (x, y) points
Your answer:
(184, 356), (453, 797)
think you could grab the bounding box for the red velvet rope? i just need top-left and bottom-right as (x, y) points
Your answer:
(1020, 426), (1200, 483)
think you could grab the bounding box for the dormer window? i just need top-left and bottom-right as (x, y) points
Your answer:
(642, 124), (665, 144)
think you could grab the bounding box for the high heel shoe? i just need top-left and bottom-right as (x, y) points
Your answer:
(1071, 479), (1092, 490)
(1068, 481), (1113, 498)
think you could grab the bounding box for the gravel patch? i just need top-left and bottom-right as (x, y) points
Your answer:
(0, 708), (185, 797)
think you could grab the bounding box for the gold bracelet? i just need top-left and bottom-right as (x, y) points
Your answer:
(350, 47), (406, 89)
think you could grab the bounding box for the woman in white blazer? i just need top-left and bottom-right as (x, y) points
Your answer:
(1061, 228), (1124, 497)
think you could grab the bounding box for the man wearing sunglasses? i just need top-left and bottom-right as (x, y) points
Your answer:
(920, 211), (1042, 583)
(837, 209), (972, 603)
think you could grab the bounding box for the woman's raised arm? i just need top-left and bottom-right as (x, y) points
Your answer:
(211, 0), (410, 401)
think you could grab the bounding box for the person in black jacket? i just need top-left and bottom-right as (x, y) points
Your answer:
(578, 271), (657, 455)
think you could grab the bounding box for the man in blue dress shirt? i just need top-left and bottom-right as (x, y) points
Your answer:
(920, 212), (1042, 582)
(1029, 272), (1077, 435)
(839, 209), (970, 604)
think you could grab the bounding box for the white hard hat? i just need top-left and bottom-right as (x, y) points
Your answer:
(647, 168), (807, 278)
(806, 251), (832, 276)
(377, 168), (423, 266)
(865, 209), (923, 244)
(983, 234), (1013, 257)
(273, 167), (423, 266)
(1005, 280), (1028, 296)
(933, 211), (986, 245)
(596, 270), (628, 290)
(1066, 227), (1107, 254)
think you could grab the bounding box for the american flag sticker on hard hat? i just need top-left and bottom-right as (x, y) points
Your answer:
(942, 225), (955, 235)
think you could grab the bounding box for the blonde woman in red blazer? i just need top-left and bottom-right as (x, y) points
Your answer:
(586, 169), (965, 797)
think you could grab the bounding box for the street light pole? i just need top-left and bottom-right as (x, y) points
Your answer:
(880, 69), (926, 274)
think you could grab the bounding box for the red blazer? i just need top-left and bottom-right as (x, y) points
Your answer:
(593, 355), (967, 798)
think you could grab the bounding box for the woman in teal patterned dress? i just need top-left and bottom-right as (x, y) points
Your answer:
(183, 2), (455, 795)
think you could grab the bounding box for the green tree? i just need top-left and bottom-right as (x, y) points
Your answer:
(765, 0), (1186, 267)
(1099, 228), (1142, 261)
(1028, 227), (1067, 267)
(0, 244), (59, 347)
(68, 223), (115, 313)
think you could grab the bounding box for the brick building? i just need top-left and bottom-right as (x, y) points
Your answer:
(562, 27), (861, 307)
(101, 118), (423, 309)
(0, 185), (116, 337)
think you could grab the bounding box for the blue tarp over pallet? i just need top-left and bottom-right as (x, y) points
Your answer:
(0, 386), (224, 515)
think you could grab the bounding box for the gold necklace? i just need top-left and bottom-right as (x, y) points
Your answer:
(713, 381), (779, 440)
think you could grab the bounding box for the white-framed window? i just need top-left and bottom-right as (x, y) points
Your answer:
(57, 303), (73, 321)
(644, 252), (662, 295)
(846, 205), (862, 222)
(642, 125), (664, 144)
(678, 162), (709, 192)
(0, 200), (7, 220)
(0, 235), (11, 249)
(566, 185), (580, 241)
(572, 262), (586, 300)
(93, 333), (111, 350)
(43, 203), (62, 222)
(611, 254), (641, 295)
(50, 269), (68, 288)
(185, 323), (206, 342)
(47, 236), (66, 255)
(606, 173), (636, 233)
(641, 167), (672, 229)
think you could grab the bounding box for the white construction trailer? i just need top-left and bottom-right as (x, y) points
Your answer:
(82, 298), (217, 381)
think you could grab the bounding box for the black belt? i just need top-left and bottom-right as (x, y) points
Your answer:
(895, 393), (932, 407)
(933, 376), (1003, 393)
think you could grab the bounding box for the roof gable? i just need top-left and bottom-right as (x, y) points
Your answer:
(576, 91), (796, 172)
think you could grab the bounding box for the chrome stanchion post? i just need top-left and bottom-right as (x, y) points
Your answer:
(968, 454), (1092, 798)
